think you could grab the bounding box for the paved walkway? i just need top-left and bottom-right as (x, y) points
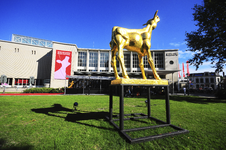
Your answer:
(0, 93), (64, 96)
(170, 93), (217, 98)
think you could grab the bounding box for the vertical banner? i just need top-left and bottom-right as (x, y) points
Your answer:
(54, 50), (72, 79)
(178, 64), (181, 78)
(182, 63), (185, 77)
(186, 61), (190, 77)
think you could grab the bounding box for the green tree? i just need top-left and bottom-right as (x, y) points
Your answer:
(185, 0), (226, 72)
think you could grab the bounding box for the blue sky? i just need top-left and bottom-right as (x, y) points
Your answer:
(0, 0), (225, 75)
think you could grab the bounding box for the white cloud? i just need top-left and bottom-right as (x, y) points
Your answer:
(169, 42), (186, 47)
(178, 50), (195, 59)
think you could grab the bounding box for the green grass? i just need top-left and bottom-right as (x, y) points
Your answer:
(0, 95), (225, 149)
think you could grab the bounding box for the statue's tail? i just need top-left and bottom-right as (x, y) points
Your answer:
(110, 27), (117, 49)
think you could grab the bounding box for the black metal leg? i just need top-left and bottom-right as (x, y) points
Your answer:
(109, 86), (113, 120)
(165, 86), (171, 124)
(106, 84), (188, 144)
(147, 86), (151, 118)
(120, 85), (124, 130)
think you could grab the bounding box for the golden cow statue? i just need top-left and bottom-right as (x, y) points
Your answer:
(110, 10), (161, 80)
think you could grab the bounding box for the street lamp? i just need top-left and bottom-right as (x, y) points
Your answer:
(88, 73), (91, 95)
(186, 73), (190, 95)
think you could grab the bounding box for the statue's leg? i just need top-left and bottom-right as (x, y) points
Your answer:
(147, 50), (161, 80)
(138, 54), (147, 79)
(111, 46), (120, 79)
(116, 35), (129, 79)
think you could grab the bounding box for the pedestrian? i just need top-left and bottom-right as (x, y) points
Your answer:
(183, 87), (186, 96)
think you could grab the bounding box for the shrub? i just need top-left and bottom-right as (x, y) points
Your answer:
(23, 87), (64, 93)
(215, 89), (226, 99)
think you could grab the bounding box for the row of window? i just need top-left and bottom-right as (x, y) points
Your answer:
(78, 52), (110, 68)
(194, 78), (215, 83)
(78, 51), (164, 69)
(0, 45), (47, 56)
(195, 84), (215, 90)
(4, 47), (38, 55)
(0, 78), (44, 86)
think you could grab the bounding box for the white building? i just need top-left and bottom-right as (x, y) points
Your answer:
(0, 34), (180, 94)
(189, 72), (221, 90)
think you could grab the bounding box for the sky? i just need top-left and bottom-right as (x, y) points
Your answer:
(0, 0), (225, 75)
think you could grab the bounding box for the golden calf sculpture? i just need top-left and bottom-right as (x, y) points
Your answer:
(110, 10), (161, 80)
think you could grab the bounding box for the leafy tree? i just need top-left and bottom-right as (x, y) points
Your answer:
(185, 0), (226, 72)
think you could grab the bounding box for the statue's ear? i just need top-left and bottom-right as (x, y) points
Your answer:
(154, 10), (158, 17)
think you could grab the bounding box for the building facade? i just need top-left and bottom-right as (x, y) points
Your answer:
(189, 72), (221, 90)
(0, 34), (180, 93)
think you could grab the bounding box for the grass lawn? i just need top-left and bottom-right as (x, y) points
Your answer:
(0, 95), (225, 149)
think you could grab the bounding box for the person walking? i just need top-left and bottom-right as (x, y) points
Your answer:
(183, 87), (186, 96)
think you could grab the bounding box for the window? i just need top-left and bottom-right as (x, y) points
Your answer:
(154, 52), (164, 69)
(205, 78), (209, 83)
(100, 70), (108, 72)
(144, 55), (149, 68)
(77, 69), (86, 72)
(100, 52), (109, 67)
(196, 84), (199, 89)
(124, 53), (130, 68)
(89, 52), (98, 67)
(32, 50), (37, 55)
(210, 78), (214, 83)
(15, 48), (19, 52)
(200, 78), (204, 83)
(196, 78), (199, 83)
(78, 52), (87, 67)
(169, 60), (174, 65)
(133, 53), (138, 68)
(89, 69), (97, 72)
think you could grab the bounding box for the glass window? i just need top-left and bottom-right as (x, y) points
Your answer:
(124, 53), (130, 68)
(78, 52), (87, 67)
(89, 52), (98, 67)
(200, 78), (204, 83)
(144, 55), (149, 68)
(100, 52), (109, 67)
(210, 78), (214, 83)
(154, 52), (164, 69)
(196, 78), (199, 83)
(133, 53), (138, 68)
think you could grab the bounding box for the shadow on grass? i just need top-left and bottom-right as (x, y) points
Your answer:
(0, 138), (33, 150)
(31, 104), (115, 131)
(170, 95), (226, 104)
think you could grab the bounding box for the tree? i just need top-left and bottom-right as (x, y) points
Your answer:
(185, 0), (226, 72)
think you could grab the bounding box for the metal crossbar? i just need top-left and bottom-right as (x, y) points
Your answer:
(106, 84), (189, 143)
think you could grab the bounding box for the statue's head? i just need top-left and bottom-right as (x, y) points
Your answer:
(143, 10), (160, 27)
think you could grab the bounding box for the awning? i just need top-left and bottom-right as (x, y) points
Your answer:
(145, 70), (180, 75)
(66, 75), (115, 80)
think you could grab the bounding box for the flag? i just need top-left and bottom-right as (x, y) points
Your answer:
(186, 61), (190, 76)
(182, 63), (185, 77)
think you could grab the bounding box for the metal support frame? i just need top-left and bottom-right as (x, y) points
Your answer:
(106, 84), (189, 143)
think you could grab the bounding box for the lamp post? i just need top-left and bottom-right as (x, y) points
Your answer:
(88, 73), (91, 95)
(186, 73), (190, 95)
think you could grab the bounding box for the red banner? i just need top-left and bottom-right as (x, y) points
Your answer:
(186, 61), (190, 77)
(182, 63), (185, 77)
(54, 50), (72, 79)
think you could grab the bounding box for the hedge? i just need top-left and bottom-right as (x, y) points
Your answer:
(23, 87), (64, 93)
